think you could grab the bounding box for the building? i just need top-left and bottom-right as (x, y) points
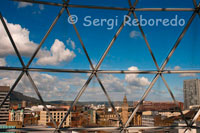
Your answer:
(133, 101), (183, 112)
(30, 105), (54, 112)
(183, 79), (200, 109)
(121, 95), (129, 126)
(9, 109), (24, 123)
(71, 111), (97, 127)
(132, 112), (142, 126)
(0, 86), (10, 125)
(178, 123), (199, 133)
(97, 109), (119, 127)
(141, 111), (158, 126)
(38, 108), (71, 128)
(88, 109), (96, 125)
(21, 101), (26, 108)
(9, 107), (39, 126)
(158, 111), (181, 118)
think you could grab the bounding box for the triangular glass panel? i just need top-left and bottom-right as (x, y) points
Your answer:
(98, 73), (155, 127)
(0, 1), (62, 65)
(29, 8), (91, 70)
(163, 73), (200, 129)
(68, 7), (128, 67)
(0, 17), (23, 67)
(69, 0), (130, 8)
(0, 70), (23, 125)
(135, 11), (192, 67)
(142, 75), (188, 132)
(136, 0), (194, 8)
(100, 13), (157, 70)
(166, 14), (200, 71)
(28, 71), (89, 128)
(11, 74), (57, 128)
(76, 76), (121, 129)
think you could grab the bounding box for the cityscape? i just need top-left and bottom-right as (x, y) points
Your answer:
(0, 0), (200, 133)
(0, 79), (200, 132)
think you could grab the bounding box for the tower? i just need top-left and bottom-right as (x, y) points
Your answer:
(183, 79), (200, 109)
(10, 109), (15, 121)
(20, 109), (24, 125)
(22, 101), (26, 108)
(121, 95), (129, 126)
(0, 86), (10, 125)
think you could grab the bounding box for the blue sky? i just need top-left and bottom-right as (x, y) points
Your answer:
(0, 0), (199, 102)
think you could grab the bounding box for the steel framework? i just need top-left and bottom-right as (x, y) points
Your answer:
(0, 0), (200, 132)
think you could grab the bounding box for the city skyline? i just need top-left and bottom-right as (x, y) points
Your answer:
(0, 0), (199, 102)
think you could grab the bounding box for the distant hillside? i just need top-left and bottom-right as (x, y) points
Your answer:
(49, 101), (134, 106)
(9, 91), (133, 106)
(10, 91), (41, 105)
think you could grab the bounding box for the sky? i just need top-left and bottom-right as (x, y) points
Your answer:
(0, 0), (200, 103)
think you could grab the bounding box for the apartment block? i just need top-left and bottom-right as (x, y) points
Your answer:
(38, 108), (71, 127)
(0, 86), (10, 125)
(183, 79), (200, 109)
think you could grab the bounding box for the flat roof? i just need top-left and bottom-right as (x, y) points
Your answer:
(0, 86), (10, 92)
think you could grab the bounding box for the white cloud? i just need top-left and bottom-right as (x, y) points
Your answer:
(101, 74), (124, 92)
(36, 39), (76, 65)
(79, 74), (125, 101)
(83, 66), (151, 101)
(0, 18), (48, 57)
(22, 72), (71, 100)
(39, 4), (44, 10)
(0, 71), (87, 101)
(84, 66), (151, 101)
(67, 38), (76, 50)
(0, 58), (6, 66)
(0, 71), (21, 87)
(0, 68), (167, 101)
(125, 66), (150, 87)
(0, 18), (76, 66)
(0, 66), (151, 101)
(179, 73), (197, 77)
(174, 66), (181, 70)
(174, 66), (197, 77)
(32, 4), (44, 14)
(77, 48), (82, 54)
(129, 30), (141, 38)
(18, 2), (33, 8)
(32, 11), (41, 15)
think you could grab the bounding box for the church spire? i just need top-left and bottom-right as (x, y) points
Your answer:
(123, 94), (127, 104)
(122, 94), (128, 126)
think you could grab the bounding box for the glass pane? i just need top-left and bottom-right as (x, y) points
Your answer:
(166, 15), (200, 70)
(136, 0), (194, 8)
(28, 71), (89, 128)
(0, 1), (61, 65)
